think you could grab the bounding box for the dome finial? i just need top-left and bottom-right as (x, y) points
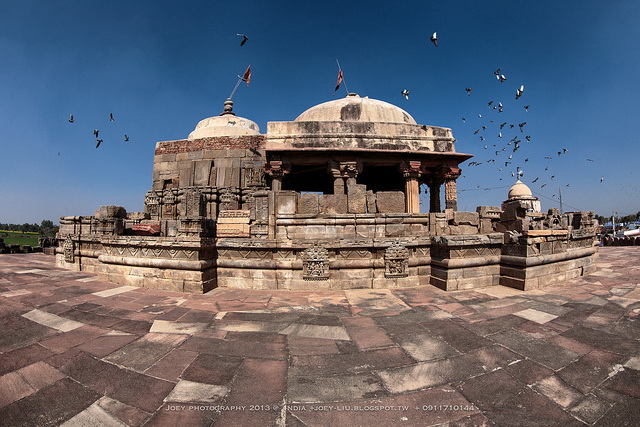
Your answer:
(220, 98), (235, 116)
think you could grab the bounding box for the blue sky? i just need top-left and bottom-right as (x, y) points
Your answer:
(1, 0), (638, 224)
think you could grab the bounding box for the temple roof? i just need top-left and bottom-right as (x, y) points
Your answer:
(295, 93), (417, 124)
(188, 99), (260, 139)
(508, 180), (534, 199)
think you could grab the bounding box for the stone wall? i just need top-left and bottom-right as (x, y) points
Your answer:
(56, 198), (598, 293)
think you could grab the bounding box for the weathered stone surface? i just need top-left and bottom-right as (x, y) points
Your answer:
(298, 193), (320, 215)
(319, 194), (348, 214)
(376, 191), (405, 213)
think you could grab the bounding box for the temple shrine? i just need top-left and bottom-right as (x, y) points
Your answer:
(56, 94), (598, 292)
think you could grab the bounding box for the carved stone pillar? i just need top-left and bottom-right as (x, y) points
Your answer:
(328, 160), (360, 195)
(400, 161), (422, 214)
(444, 168), (461, 211)
(265, 160), (290, 192)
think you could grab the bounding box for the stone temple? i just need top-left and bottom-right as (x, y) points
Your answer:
(56, 93), (598, 292)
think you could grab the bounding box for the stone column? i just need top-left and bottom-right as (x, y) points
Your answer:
(400, 161), (422, 214)
(444, 168), (461, 211)
(265, 160), (290, 192)
(429, 183), (441, 213)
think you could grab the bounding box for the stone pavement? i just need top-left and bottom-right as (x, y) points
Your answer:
(0, 248), (639, 427)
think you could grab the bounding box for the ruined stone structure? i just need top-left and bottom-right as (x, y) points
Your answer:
(56, 94), (598, 292)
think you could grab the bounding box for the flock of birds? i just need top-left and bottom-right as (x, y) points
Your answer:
(64, 33), (255, 152)
(64, 30), (607, 205)
(398, 32), (605, 207)
(66, 112), (130, 151)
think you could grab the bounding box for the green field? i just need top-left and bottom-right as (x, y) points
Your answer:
(0, 231), (41, 247)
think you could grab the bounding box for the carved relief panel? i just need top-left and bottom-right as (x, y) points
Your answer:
(63, 236), (74, 263)
(384, 240), (409, 278)
(301, 244), (329, 280)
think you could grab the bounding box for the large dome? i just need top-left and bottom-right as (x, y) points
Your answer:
(295, 93), (417, 124)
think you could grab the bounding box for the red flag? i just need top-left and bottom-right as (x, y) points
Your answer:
(242, 65), (251, 85)
(334, 70), (343, 91)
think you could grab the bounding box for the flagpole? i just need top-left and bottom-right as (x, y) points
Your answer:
(229, 77), (243, 99)
(229, 64), (251, 99)
(336, 59), (349, 94)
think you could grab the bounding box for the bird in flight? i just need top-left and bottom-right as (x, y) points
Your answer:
(93, 129), (99, 138)
(401, 89), (410, 99)
(237, 33), (248, 46)
(124, 135), (129, 142)
(532, 177), (539, 183)
(518, 122), (527, 132)
(587, 158), (595, 162)
(524, 158), (529, 162)
(600, 176), (604, 183)
(430, 32), (438, 47)
(461, 117), (466, 122)
(515, 85), (524, 100)
(466, 88), (472, 96)
(109, 113), (115, 122)
(499, 122), (507, 129)
(488, 101), (493, 107)
(95, 139), (103, 148)
(524, 105), (530, 112)
(541, 184), (547, 188)
(68, 114), (74, 123)
(525, 135), (531, 142)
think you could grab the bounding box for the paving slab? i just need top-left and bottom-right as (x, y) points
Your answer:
(21, 309), (84, 332)
(60, 401), (128, 427)
(164, 380), (229, 403)
(92, 286), (138, 298)
(288, 372), (385, 403)
(513, 308), (559, 324)
(149, 319), (208, 335)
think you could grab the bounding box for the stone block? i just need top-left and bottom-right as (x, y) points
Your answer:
(95, 205), (127, 219)
(276, 192), (298, 214)
(376, 191), (405, 213)
(320, 194), (348, 214)
(366, 191), (377, 213)
(216, 223), (250, 238)
(298, 193), (320, 215)
(347, 183), (367, 214)
(215, 158), (241, 187)
(193, 160), (213, 186)
(477, 206), (502, 218)
(218, 210), (250, 224)
(452, 211), (479, 226)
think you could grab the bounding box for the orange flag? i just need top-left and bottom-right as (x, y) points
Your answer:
(242, 65), (251, 84)
(334, 70), (343, 91)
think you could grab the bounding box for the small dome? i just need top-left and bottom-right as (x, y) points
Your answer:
(508, 180), (533, 199)
(295, 93), (417, 124)
(188, 99), (260, 139)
